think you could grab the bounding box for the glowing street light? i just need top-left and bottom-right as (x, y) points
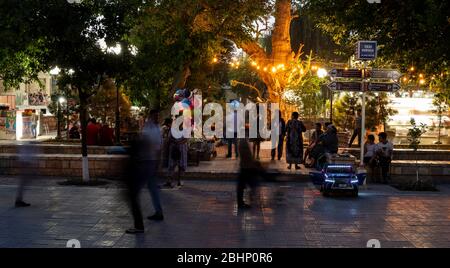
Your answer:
(317, 68), (328, 78)
(50, 66), (61, 76)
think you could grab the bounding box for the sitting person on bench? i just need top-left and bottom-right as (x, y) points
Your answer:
(306, 124), (338, 169)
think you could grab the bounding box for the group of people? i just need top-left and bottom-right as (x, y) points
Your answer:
(226, 111), (340, 171)
(67, 118), (116, 146)
(363, 132), (393, 184)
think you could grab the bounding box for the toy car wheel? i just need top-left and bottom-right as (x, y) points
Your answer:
(351, 189), (358, 197)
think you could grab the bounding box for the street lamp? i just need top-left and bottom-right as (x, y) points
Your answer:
(317, 68), (328, 79)
(57, 97), (66, 140)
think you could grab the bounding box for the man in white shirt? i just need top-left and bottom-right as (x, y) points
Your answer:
(376, 132), (394, 184)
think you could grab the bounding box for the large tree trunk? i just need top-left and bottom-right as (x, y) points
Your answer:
(271, 0), (293, 65)
(79, 89), (90, 182)
(238, 0), (294, 104)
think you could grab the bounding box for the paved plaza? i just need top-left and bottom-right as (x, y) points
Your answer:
(0, 176), (449, 248)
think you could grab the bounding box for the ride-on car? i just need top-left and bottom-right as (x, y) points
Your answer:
(310, 164), (366, 197)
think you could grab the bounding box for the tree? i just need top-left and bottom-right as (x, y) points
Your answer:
(333, 93), (360, 131)
(407, 118), (428, 187)
(1, 0), (142, 182)
(89, 79), (131, 126)
(432, 93), (449, 145)
(303, 0), (450, 76)
(235, 0), (307, 103)
(125, 0), (271, 111)
(333, 92), (397, 133)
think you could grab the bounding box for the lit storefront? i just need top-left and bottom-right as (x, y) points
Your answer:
(0, 72), (56, 140)
(387, 91), (450, 145)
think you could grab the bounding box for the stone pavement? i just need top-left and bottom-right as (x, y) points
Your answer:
(0, 176), (449, 248)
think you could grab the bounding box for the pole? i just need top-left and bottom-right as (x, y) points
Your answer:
(360, 61), (368, 168)
(57, 101), (61, 140)
(115, 84), (121, 145)
(330, 89), (333, 123)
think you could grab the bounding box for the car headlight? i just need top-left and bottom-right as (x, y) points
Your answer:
(324, 174), (335, 183)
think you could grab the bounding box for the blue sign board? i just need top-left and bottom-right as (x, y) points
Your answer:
(356, 41), (377, 60)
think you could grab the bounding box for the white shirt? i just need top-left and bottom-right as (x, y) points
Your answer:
(364, 143), (377, 158)
(142, 121), (162, 160)
(376, 141), (393, 158)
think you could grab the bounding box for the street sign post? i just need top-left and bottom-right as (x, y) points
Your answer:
(356, 41), (377, 60)
(327, 81), (363, 92)
(329, 69), (363, 79)
(367, 82), (401, 92)
(367, 69), (402, 80)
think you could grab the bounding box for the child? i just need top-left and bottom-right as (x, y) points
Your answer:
(376, 132), (394, 184)
(363, 135), (377, 165)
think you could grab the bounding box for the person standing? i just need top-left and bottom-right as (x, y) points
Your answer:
(30, 113), (38, 138)
(160, 118), (172, 168)
(125, 110), (164, 234)
(376, 132), (393, 184)
(86, 118), (100, 146)
(271, 111), (286, 161)
(98, 123), (114, 146)
(348, 109), (362, 147)
(226, 109), (239, 158)
(286, 112), (306, 170)
(164, 128), (188, 188)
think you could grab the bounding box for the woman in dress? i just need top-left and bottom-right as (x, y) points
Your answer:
(286, 112), (306, 170)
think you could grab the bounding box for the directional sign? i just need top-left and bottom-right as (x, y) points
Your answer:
(329, 69), (363, 79)
(327, 81), (363, 92)
(367, 69), (402, 80)
(367, 82), (401, 92)
(356, 41), (377, 60)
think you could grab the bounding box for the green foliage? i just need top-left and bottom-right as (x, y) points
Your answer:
(333, 92), (397, 131)
(303, 0), (450, 75)
(126, 0), (272, 109)
(407, 118), (428, 152)
(284, 72), (326, 121)
(333, 93), (360, 130)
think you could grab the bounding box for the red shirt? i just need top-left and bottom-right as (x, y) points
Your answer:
(86, 123), (99, 145)
(99, 126), (114, 146)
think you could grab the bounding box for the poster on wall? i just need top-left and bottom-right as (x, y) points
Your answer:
(6, 112), (16, 133)
(0, 117), (6, 129)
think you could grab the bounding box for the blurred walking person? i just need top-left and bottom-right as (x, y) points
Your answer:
(237, 136), (265, 209)
(15, 142), (40, 207)
(125, 110), (164, 234)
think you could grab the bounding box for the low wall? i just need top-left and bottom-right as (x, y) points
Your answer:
(0, 144), (119, 155)
(347, 148), (450, 161)
(0, 154), (128, 178)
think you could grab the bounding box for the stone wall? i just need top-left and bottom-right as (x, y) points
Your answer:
(0, 154), (128, 179)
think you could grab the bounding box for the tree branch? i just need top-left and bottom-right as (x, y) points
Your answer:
(231, 80), (264, 100)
